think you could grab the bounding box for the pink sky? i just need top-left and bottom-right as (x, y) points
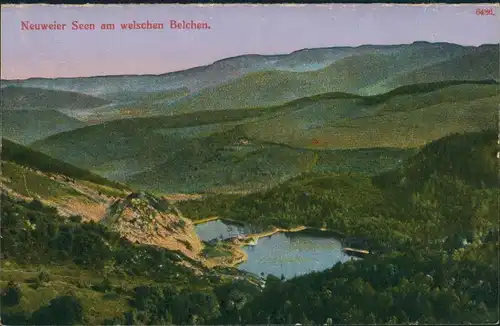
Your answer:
(1, 4), (499, 80)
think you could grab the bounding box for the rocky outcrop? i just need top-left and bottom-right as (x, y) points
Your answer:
(101, 192), (203, 260)
(0, 163), (121, 221)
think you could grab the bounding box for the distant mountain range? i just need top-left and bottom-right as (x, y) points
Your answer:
(0, 43), (409, 94)
(1, 42), (497, 117)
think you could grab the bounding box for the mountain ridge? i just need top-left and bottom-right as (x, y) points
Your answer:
(1, 41), (493, 81)
(29, 80), (498, 194)
(2, 43), (496, 121)
(162, 44), (498, 114)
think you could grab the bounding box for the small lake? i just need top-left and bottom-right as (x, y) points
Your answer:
(195, 219), (255, 242)
(238, 232), (355, 279)
(195, 220), (357, 279)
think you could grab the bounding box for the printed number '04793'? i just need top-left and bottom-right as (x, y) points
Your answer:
(476, 8), (495, 16)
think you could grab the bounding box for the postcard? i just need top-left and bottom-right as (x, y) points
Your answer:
(1, 4), (499, 325)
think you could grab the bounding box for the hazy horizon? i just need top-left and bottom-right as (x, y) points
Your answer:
(2, 40), (498, 81)
(2, 4), (499, 80)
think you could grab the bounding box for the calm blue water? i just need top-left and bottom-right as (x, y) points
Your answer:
(195, 220), (251, 242)
(195, 220), (356, 279)
(237, 232), (354, 279)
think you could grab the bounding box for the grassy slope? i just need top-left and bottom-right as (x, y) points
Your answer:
(241, 82), (498, 148)
(2, 110), (86, 145)
(2, 138), (129, 191)
(317, 95), (497, 148)
(1, 161), (83, 199)
(1, 140), (129, 220)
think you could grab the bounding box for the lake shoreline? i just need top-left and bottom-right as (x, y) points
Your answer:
(193, 216), (247, 226)
(192, 216), (220, 225)
(195, 216), (351, 268)
(195, 216), (347, 241)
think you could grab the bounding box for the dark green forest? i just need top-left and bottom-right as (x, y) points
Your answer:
(1, 130), (498, 324)
(180, 130), (499, 251)
(0, 194), (259, 325)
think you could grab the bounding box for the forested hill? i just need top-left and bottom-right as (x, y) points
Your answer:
(373, 129), (498, 191)
(235, 128), (499, 325)
(179, 130), (499, 252)
(0, 193), (260, 325)
(1, 138), (129, 191)
(176, 129), (499, 324)
(239, 236), (498, 324)
(1, 129), (498, 324)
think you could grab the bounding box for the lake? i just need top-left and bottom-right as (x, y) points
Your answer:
(195, 219), (254, 242)
(195, 220), (356, 279)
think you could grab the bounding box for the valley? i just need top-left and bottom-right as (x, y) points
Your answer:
(1, 40), (498, 325)
(1, 127), (498, 324)
(22, 79), (498, 193)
